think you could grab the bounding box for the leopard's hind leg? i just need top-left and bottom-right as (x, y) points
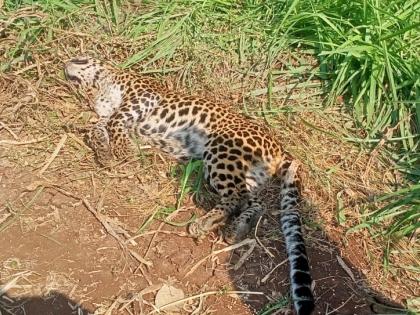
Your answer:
(223, 196), (263, 244)
(221, 161), (270, 244)
(188, 154), (245, 239)
(188, 194), (241, 239)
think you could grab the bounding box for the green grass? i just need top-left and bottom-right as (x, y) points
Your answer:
(257, 295), (289, 315)
(137, 159), (203, 233)
(279, 0), (419, 271)
(299, 1), (418, 144)
(171, 159), (205, 209)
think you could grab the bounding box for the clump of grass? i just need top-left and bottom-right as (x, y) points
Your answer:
(1, 0), (96, 71)
(277, 0), (419, 270)
(174, 159), (204, 209)
(257, 295), (289, 315)
(281, 0), (419, 139)
(349, 184), (420, 237)
(136, 159), (203, 233)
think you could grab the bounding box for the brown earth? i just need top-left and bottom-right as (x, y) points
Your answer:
(0, 164), (378, 315)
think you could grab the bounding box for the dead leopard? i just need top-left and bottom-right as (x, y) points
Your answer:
(64, 57), (314, 315)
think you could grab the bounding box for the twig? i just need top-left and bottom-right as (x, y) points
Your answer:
(0, 271), (32, 295)
(104, 296), (123, 315)
(255, 215), (275, 258)
(126, 229), (189, 243)
(261, 258), (288, 283)
(233, 239), (256, 270)
(190, 293), (205, 315)
(0, 137), (47, 145)
(147, 290), (264, 314)
(82, 198), (125, 245)
(336, 255), (356, 282)
(119, 284), (163, 313)
(35, 183), (152, 267)
(91, 172), (96, 198)
(138, 283), (163, 297)
(143, 221), (166, 258)
(82, 198), (152, 267)
(326, 294), (354, 315)
(129, 249), (153, 267)
(0, 121), (19, 140)
(38, 134), (67, 175)
(136, 264), (153, 286)
(13, 63), (41, 75)
(184, 238), (256, 278)
(143, 206), (188, 258)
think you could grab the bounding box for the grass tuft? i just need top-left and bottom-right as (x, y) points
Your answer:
(277, 0), (419, 273)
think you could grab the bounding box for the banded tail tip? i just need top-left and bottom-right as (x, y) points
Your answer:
(295, 299), (315, 315)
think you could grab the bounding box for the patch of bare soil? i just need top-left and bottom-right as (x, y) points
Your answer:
(0, 160), (374, 315)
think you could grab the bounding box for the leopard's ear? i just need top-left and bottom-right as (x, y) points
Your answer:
(69, 57), (90, 65)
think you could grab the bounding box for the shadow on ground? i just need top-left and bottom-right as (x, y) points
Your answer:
(0, 291), (92, 315)
(228, 232), (405, 315)
(188, 184), (406, 315)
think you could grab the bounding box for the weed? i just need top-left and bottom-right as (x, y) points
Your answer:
(258, 295), (289, 315)
(176, 159), (204, 209)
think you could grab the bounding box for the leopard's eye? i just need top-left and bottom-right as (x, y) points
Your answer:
(66, 74), (82, 84)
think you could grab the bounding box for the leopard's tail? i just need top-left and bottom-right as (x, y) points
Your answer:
(277, 159), (314, 315)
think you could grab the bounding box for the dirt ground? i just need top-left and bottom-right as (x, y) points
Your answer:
(0, 20), (416, 315)
(0, 162), (381, 315)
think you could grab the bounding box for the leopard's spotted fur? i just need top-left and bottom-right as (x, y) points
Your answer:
(64, 57), (314, 315)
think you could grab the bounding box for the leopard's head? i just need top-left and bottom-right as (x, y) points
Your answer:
(64, 57), (112, 88)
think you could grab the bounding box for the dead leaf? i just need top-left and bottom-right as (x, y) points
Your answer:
(155, 284), (185, 312)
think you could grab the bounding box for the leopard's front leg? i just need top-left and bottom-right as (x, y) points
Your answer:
(84, 118), (113, 167)
(107, 112), (134, 161)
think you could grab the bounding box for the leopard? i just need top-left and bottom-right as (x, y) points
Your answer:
(64, 57), (315, 315)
